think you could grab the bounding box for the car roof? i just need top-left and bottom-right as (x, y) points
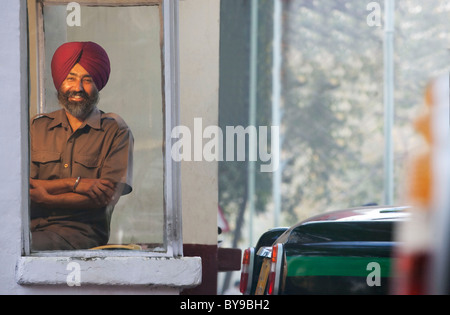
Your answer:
(299, 205), (409, 225)
(274, 205), (409, 244)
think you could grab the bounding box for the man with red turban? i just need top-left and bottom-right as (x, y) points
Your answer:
(29, 42), (134, 250)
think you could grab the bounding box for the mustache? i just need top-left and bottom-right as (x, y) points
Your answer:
(58, 89), (99, 106)
(64, 90), (90, 99)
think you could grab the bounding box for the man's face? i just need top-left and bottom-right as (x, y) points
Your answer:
(58, 63), (99, 119)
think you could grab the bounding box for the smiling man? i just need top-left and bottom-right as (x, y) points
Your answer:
(29, 41), (134, 251)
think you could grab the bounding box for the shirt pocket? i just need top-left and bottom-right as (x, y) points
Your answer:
(73, 154), (101, 178)
(31, 151), (61, 179)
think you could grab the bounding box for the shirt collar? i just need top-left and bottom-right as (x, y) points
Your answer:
(47, 109), (67, 130)
(47, 108), (102, 131)
(83, 107), (102, 130)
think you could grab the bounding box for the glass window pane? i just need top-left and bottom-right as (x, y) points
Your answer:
(34, 4), (164, 250)
(281, 1), (384, 221)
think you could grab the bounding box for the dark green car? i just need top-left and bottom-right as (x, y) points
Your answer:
(240, 206), (409, 295)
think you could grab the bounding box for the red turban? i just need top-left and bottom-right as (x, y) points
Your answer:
(51, 41), (111, 91)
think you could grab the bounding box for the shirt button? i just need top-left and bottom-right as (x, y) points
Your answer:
(64, 163), (69, 168)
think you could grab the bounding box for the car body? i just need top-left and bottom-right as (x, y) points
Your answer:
(240, 205), (409, 295)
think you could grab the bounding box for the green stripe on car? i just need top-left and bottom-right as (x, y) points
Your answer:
(286, 256), (392, 277)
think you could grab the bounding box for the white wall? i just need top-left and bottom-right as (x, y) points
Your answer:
(0, 0), (30, 294)
(180, 0), (220, 246)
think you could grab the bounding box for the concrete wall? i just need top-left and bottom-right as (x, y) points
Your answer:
(179, 0), (221, 295)
(180, 0), (220, 247)
(0, 0), (30, 294)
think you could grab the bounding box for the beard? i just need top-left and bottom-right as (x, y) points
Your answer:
(57, 89), (99, 119)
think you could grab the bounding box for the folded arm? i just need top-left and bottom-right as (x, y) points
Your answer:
(30, 178), (119, 210)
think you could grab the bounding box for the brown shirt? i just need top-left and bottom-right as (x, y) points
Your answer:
(30, 108), (133, 249)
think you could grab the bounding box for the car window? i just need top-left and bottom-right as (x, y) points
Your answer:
(287, 221), (395, 244)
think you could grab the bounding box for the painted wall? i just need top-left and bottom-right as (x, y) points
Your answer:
(180, 0), (220, 247)
(0, 0), (30, 294)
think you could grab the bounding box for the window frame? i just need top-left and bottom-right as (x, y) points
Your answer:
(25, 0), (182, 258)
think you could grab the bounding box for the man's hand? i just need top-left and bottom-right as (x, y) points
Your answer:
(29, 180), (50, 205)
(75, 178), (116, 207)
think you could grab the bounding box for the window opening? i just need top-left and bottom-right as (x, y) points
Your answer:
(27, 0), (181, 257)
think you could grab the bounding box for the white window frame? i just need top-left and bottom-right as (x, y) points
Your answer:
(16, 0), (199, 288)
